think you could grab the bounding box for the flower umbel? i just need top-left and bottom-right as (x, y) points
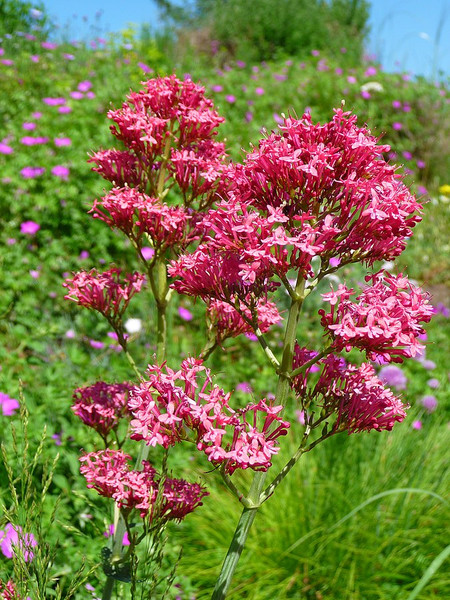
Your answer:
(128, 358), (290, 474)
(63, 268), (145, 328)
(319, 271), (433, 362)
(79, 449), (208, 520)
(72, 381), (134, 438)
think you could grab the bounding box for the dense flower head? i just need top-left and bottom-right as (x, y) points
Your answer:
(323, 361), (408, 433)
(72, 381), (134, 437)
(88, 149), (146, 188)
(90, 187), (191, 251)
(169, 139), (228, 205)
(319, 271), (433, 362)
(79, 449), (208, 520)
(206, 297), (281, 343)
(128, 358), (289, 474)
(63, 268), (145, 324)
(169, 200), (302, 300)
(107, 76), (224, 160)
(0, 524), (37, 562)
(225, 109), (422, 266)
(0, 580), (29, 600)
(292, 349), (407, 433)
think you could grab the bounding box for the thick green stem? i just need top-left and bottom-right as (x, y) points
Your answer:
(211, 507), (258, 600)
(149, 255), (169, 364)
(211, 277), (307, 599)
(275, 275), (306, 403)
(101, 577), (114, 600)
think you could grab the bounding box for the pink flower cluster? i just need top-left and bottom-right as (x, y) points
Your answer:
(169, 201), (294, 301)
(170, 110), (424, 308)
(319, 271), (433, 362)
(292, 348), (408, 433)
(90, 76), (227, 203)
(79, 449), (208, 520)
(128, 358), (289, 474)
(72, 381), (134, 437)
(88, 148), (145, 188)
(223, 109), (422, 270)
(170, 139), (228, 205)
(0, 580), (28, 600)
(90, 186), (191, 252)
(63, 268), (145, 326)
(206, 298), (281, 343)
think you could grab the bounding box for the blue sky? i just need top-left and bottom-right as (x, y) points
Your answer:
(41, 0), (450, 78)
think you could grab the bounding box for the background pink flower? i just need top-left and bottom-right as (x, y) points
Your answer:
(20, 221), (40, 235)
(0, 393), (20, 416)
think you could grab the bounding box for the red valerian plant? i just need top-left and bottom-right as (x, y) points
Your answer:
(64, 76), (431, 599)
(128, 358), (289, 474)
(71, 382), (134, 441)
(79, 450), (208, 520)
(0, 580), (28, 600)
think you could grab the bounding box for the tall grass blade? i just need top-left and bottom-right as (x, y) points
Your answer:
(405, 544), (450, 600)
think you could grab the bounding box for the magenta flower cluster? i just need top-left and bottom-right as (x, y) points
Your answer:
(63, 268), (145, 327)
(90, 75), (227, 206)
(292, 348), (407, 433)
(319, 271), (433, 363)
(128, 358), (289, 474)
(72, 381), (134, 438)
(80, 449), (208, 520)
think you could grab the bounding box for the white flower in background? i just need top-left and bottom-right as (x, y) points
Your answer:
(360, 81), (384, 93)
(29, 8), (43, 20)
(124, 318), (142, 334)
(381, 261), (395, 271)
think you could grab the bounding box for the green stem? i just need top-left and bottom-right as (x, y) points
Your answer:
(101, 577), (114, 600)
(254, 326), (280, 371)
(157, 130), (173, 196)
(221, 470), (254, 508)
(259, 423), (311, 503)
(148, 255), (169, 364)
(199, 338), (219, 361)
(211, 507), (258, 600)
(211, 276), (307, 599)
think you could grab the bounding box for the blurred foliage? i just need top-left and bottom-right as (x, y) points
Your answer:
(154, 0), (370, 64)
(0, 0), (51, 37)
